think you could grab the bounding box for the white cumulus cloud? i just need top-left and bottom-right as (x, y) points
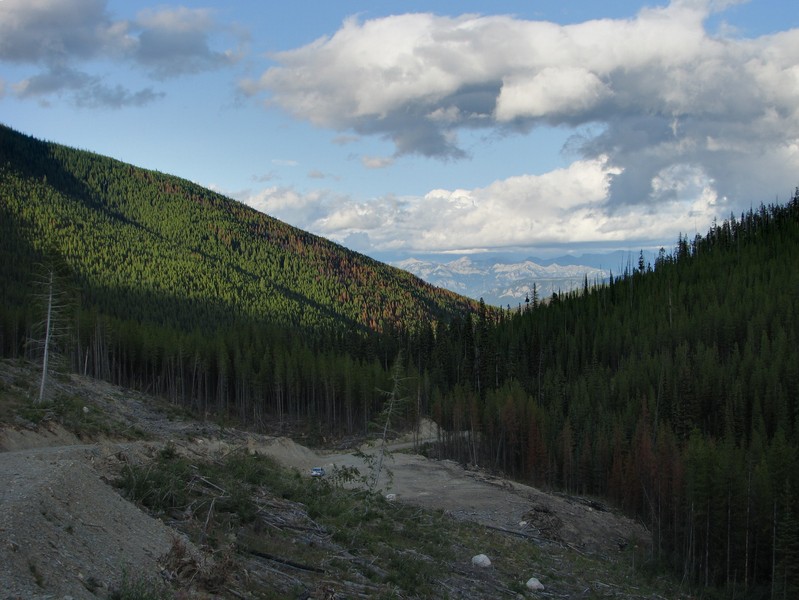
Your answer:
(495, 68), (610, 121)
(0, 0), (243, 106)
(236, 150), (733, 258)
(246, 0), (799, 216)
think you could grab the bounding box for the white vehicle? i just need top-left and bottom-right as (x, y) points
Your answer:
(310, 467), (326, 477)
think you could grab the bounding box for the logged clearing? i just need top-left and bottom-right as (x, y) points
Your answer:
(0, 361), (676, 599)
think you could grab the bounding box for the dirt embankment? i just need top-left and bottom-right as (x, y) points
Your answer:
(0, 443), (185, 599)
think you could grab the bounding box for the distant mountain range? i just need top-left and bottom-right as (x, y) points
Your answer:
(392, 255), (615, 307)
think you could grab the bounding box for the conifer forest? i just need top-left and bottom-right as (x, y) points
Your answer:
(2, 124), (798, 597)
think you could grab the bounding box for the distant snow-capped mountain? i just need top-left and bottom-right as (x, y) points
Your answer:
(393, 256), (610, 307)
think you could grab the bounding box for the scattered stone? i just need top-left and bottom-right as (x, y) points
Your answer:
(385, 493), (397, 501)
(471, 553), (491, 568)
(526, 576), (544, 591)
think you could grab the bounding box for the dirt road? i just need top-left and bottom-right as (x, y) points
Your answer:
(251, 434), (648, 557)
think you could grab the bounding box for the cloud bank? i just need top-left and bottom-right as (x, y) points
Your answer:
(244, 0), (799, 252)
(243, 156), (721, 255)
(0, 0), (243, 106)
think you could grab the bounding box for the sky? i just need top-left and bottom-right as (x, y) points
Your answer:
(1, 0), (797, 264)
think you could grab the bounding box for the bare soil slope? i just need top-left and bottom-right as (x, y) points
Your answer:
(0, 444), (187, 599)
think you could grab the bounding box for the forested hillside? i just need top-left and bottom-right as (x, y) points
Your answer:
(429, 195), (799, 597)
(2, 122), (798, 597)
(0, 125), (475, 334)
(0, 124), (480, 432)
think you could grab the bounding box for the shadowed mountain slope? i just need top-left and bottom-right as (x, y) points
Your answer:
(0, 123), (477, 337)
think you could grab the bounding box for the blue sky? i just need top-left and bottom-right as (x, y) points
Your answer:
(1, 0), (797, 263)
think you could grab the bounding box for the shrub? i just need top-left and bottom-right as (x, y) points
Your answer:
(108, 569), (173, 600)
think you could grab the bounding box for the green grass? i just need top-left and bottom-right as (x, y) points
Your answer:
(28, 560), (44, 588)
(0, 359), (152, 439)
(108, 569), (174, 600)
(51, 393), (113, 436)
(116, 456), (193, 513)
(0, 364), (36, 425)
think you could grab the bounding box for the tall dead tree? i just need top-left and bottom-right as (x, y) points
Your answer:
(369, 352), (411, 492)
(37, 270), (55, 404)
(30, 266), (71, 404)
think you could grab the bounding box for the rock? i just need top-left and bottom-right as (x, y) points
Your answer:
(526, 577), (544, 591)
(385, 493), (397, 501)
(471, 553), (491, 567)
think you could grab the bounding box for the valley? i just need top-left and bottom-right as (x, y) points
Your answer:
(2, 124), (799, 597)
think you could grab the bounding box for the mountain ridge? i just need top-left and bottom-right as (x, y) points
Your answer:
(393, 255), (609, 306)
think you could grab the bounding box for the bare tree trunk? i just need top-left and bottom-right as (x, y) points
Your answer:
(745, 469), (751, 592)
(727, 489), (732, 588)
(684, 502), (695, 585)
(706, 499), (711, 588)
(36, 271), (54, 404)
(370, 354), (407, 492)
(772, 500), (778, 600)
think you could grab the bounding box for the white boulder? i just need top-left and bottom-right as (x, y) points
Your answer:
(471, 553), (491, 568)
(526, 577), (544, 591)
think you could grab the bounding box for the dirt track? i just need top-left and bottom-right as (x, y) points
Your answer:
(251, 434), (649, 557)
